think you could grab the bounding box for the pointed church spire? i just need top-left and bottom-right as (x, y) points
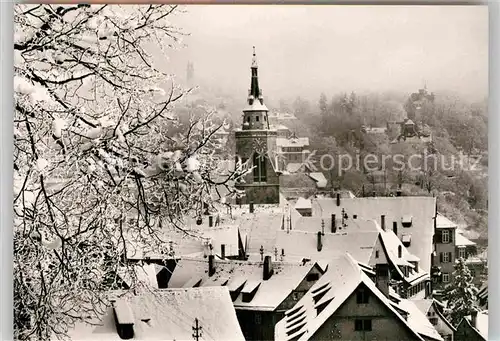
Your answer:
(249, 46), (263, 105)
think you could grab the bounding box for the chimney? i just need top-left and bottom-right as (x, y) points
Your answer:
(331, 214), (337, 233)
(375, 264), (391, 298)
(471, 310), (478, 328)
(113, 300), (135, 340)
(208, 215), (213, 227)
(381, 215), (386, 231)
(317, 231), (323, 252)
(208, 254), (215, 276)
(249, 202), (255, 213)
(336, 193), (340, 206)
(221, 244), (225, 259)
(263, 255), (273, 280)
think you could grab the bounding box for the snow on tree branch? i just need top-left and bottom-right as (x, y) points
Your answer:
(13, 4), (243, 341)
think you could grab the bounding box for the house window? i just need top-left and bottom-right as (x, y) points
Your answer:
(356, 289), (369, 304)
(253, 152), (267, 182)
(429, 317), (438, 326)
(255, 313), (262, 325)
(442, 253), (450, 263)
(470, 269), (476, 278)
(458, 248), (466, 259)
(398, 245), (402, 258)
(375, 250), (379, 259)
(354, 319), (372, 331)
(256, 116), (259, 122)
(393, 222), (398, 235)
(247, 116), (251, 123)
(442, 273), (450, 283)
(442, 230), (450, 243)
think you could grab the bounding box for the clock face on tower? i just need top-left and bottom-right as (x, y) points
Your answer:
(252, 139), (267, 157)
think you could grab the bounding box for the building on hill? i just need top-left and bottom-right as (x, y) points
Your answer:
(234, 47), (280, 205)
(67, 287), (245, 341)
(405, 86), (435, 121)
(389, 118), (433, 144)
(413, 299), (456, 341)
(454, 311), (488, 341)
(168, 256), (324, 340)
(275, 253), (442, 341)
(275, 132), (311, 170)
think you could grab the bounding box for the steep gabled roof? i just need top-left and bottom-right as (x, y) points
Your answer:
(67, 287), (244, 341)
(461, 311), (488, 340)
(274, 253), (428, 341)
(168, 257), (321, 311)
(435, 213), (458, 229)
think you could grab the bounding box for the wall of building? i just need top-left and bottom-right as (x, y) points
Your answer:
(434, 228), (456, 288)
(311, 283), (421, 341)
(236, 310), (283, 341)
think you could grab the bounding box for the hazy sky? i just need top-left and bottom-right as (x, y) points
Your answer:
(165, 5), (488, 102)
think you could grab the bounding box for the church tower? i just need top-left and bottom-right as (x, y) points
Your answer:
(235, 47), (280, 205)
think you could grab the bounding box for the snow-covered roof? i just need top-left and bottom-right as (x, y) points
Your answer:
(274, 253), (429, 341)
(455, 233), (476, 246)
(67, 287), (244, 341)
(397, 298), (444, 341)
(168, 257), (321, 311)
(286, 163), (307, 173)
(308, 172), (327, 188)
(117, 264), (159, 289)
(435, 213), (458, 229)
(412, 299), (433, 315)
(310, 197), (436, 274)
(295, 197), (312, 210)
(293, 216), (379, 234)
(378, 227), (428, 284)
(243, 101), (269, 112)
(464, 311), (488, 340)
(125, 224), (240, 261)
(272, 229), (379, 265)
(276, 137), (310, 148)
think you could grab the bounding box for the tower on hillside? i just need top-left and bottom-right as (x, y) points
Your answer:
(234, 47), (280, 205)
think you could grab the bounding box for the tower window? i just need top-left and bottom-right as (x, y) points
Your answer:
(253, 152), (267, 182)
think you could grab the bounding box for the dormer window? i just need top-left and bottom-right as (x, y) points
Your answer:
(402, 215), (413, 228)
